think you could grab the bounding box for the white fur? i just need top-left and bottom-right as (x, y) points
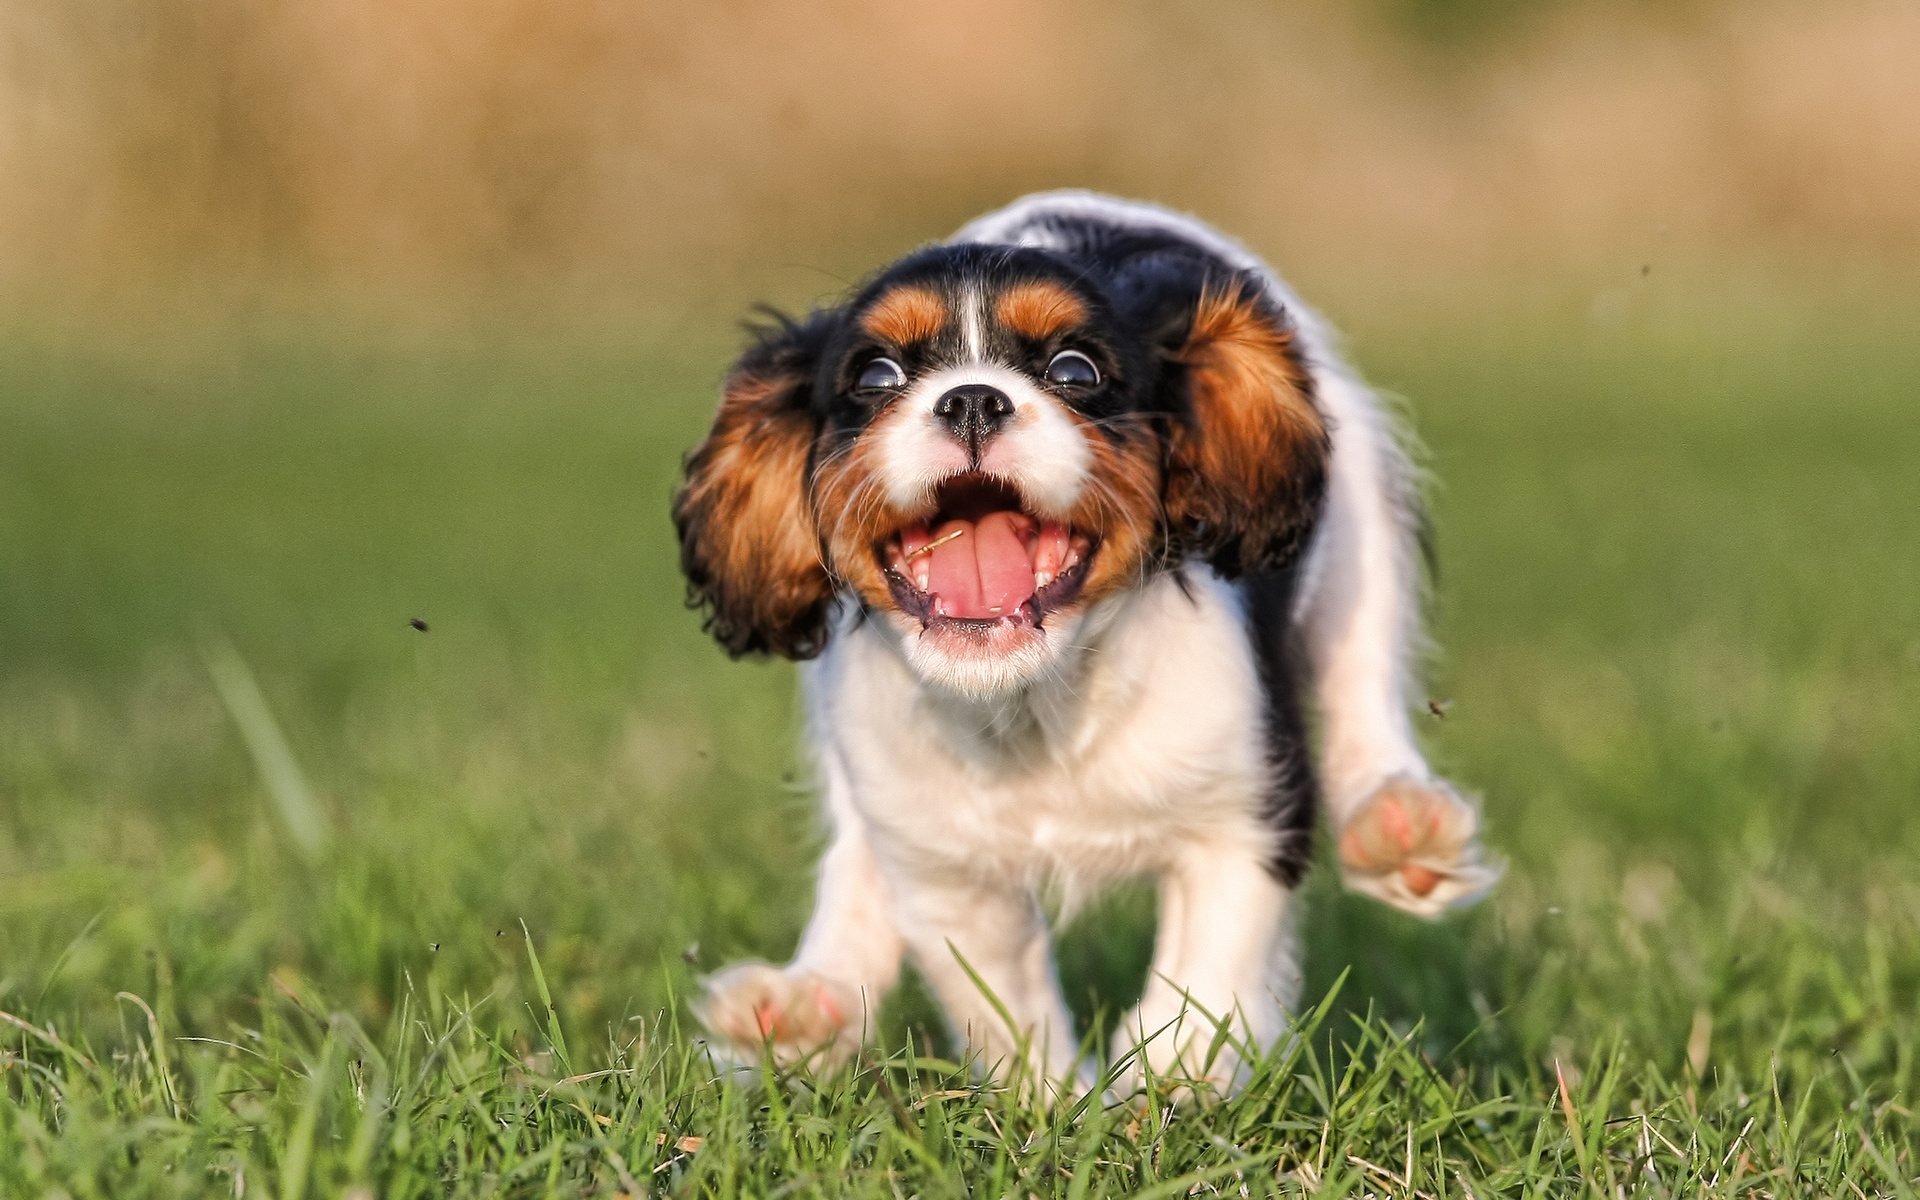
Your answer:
(700, 193), (1496, 1091)
(793, 570), (1293, 1089)
(962, 284), (985, 361)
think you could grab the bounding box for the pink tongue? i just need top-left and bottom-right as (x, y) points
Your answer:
(926, 512), (1036, 619)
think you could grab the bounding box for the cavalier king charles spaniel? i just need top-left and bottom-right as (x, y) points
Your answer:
(673, 191), (1498, 1091)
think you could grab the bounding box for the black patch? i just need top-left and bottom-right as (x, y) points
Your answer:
(1240, 566), (1318, 887)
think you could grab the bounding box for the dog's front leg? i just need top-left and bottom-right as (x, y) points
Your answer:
(1116, 841), (1299, 1095)
(701, 756), (905, 1070)
(1300, 372), (1500, 916)
(895, 877), (1080, 1091)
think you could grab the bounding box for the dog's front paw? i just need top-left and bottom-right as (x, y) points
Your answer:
(1338, 776), (1501, 917)
(698, 962), (864, 1069)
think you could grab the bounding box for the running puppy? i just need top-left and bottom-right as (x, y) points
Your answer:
(673, 192), (1498, 1089)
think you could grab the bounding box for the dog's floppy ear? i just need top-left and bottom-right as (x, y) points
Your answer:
(1163, 275), (1330, 576)
(673, 311), (839, 659)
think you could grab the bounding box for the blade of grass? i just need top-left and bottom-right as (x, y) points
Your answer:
(115, 992), (178, 1119)
(204, 634), (326, 859)
(280, 1024), (340, 1200)
(522, 919), (572, 1072)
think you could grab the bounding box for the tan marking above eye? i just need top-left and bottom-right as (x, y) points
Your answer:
(860, 286), (948, 346)
(995, 280), (1087, 341)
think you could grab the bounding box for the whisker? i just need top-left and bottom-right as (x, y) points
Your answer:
(833, 474), (888, 549)
(1076, 411), (1156, 432)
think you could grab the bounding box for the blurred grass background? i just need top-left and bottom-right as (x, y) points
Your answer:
(3, 0), (1920, 1184)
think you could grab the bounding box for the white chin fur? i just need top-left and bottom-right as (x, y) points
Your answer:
(894, 615), (1075, 698)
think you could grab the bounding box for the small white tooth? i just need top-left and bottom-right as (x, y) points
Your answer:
(914, 565), (930, 591)
(1034, 570), (1054, 589)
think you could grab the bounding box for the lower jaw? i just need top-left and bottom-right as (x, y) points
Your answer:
(916, 613), (1047, 648)
(900, 617), (1058, 696)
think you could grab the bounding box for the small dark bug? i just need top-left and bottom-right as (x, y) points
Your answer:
(408, 617), (429, 632)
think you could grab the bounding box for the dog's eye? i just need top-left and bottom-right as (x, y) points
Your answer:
(855, 357), (907, 392)
(1044, 350), (1100, 388)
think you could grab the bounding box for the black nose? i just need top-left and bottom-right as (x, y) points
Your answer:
(933, 385), (1013, 460)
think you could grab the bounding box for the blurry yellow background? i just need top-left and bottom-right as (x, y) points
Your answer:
(6, 0), (1916, 330)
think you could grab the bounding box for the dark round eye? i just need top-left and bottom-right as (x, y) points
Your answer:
(855, 357), (907, 392)
(1045, 350), (1100, 388)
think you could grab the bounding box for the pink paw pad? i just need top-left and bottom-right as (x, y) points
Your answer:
(700, 963), (860, 1067)
(1338, 776), (1499, 915)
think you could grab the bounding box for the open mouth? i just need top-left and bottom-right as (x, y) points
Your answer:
(879, 474), (1095, 631)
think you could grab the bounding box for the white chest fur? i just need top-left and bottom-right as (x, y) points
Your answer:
(804, 568), (1275, 900)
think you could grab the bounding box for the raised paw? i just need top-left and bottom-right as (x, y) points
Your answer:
(1338, 776), (1501, 917)
(698, 962), (865, 1069)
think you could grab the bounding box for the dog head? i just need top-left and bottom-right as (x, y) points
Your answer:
(673, 239), (1329, 697)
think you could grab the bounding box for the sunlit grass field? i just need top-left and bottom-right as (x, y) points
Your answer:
(2, 292), (1918, 1195)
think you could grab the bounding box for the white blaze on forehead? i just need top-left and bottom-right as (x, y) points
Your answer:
(874, 363), (1090, 518)
(962, 285), (984, 363)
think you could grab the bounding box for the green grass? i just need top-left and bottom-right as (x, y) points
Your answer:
(2, 295), (1919, 1195)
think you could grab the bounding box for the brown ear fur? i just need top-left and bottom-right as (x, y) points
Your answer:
(1164, 279), (1330, 576)
(673, 316), (836, 659)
